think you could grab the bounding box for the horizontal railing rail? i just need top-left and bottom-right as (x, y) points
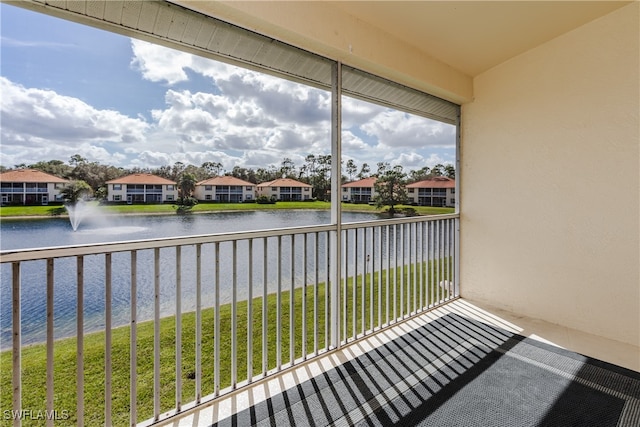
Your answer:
(0, 213), (459, 426)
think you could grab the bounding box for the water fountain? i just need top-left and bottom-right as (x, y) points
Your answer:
(64, 201), (148, 235)
(65, 200), (95, 231)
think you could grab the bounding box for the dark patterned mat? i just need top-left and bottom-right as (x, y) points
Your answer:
(212, 313), (640, 426)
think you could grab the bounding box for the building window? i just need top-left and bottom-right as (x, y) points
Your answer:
(166, 195), (174, 201)
(114, 195), (121, 201)
(205, 195), (212, 200)
(246, 186), (252, 191)
(205, 185), (212, 191)
(408, 188), (414, 193)
(113, 184), (122, 190)
(167, 185), (175, 190)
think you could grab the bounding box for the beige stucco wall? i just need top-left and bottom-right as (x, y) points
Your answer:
(460, 3), (639, 346)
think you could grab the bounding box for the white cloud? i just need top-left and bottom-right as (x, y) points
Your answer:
(1, 38), (456, 173)
(360, 110), (455, 149)
(130, 40), (192, 85)
(0, 77), (149, 166)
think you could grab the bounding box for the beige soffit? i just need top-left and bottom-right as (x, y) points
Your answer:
(330, 1), (632, 77)
(8, 0), (459, 124)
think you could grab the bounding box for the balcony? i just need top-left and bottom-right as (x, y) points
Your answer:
(2, 212), (637, 426)
(1, 214), (460, 426)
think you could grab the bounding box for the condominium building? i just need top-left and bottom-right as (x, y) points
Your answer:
(195, 176), (255, 202)
(0, 169), (69, 205)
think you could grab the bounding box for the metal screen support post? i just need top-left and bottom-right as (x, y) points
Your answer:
(454, 110), (461, 296)
(330, 61), (342, 349)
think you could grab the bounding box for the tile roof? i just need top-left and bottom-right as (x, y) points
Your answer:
(197, 176), (255, 186)
(0, 169), (69, 183)
(406, 176), (455, 189)
(106, 173), (176, 185)
(342, 177), (377, 188)
(257, 178), (312, 188)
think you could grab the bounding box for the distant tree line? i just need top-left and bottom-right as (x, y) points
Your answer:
(2, 154), (455, 202)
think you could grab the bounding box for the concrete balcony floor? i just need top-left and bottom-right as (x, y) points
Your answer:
(157, 298), (639, 427)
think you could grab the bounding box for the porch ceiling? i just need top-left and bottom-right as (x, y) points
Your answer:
(329, 1), (631, 77)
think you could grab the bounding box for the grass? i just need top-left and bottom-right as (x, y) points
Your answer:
(0, 258), (453, 426)
(0, 201), (454, 218)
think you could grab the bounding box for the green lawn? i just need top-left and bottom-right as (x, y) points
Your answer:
(0, 201), (454, 218)
(0, 259), (453, 426)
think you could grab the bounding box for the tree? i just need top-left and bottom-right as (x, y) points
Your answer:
(60, 180), (93, 204)
(431, 164), (444, 177)
(409, 166), (431, 183)
(345, 159), (357, 181)
(280, 158), (296, 178)
(202, 161), (223, 177)
(357, 163), (370, 179)
(175, 173), (198, 213)
(30, 160), (72, 177)
(373, 165), (407, 217)
(314, 155), (332, 200)
(444, 164), (455, 179)
(69, 154), (87, 167)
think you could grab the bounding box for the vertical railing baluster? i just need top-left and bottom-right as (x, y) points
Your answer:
(392, 224), (399, 322)
(276, 236), (282, 371)
(153, 248), (160, 420)
(302, 233), (308, 360)
(420, 222), (426, 310)
(313, 232), (319, 356)
(130, 251), (137, 427)
(195, 244), (202, 402)
(343, 230), (348, 342)
(361, 228), (365, 335)
(386, 226), (390, 326)
(76, 256), (84, 426)
(413, 223), (418, 314)
(46, 259), (54, 427)
(12, 262), (21, 427)
(450, 219), (455, 299)
(369, 227), (374, 332)
(446, 219), (451, 300)
(290, 235), (295, 365)
(262, 238), (268, 377)
(175, 246), (182, 411)
(247, 239), (253, 383)
(430, 221), (435, 307)
(105, 253), (113, 427)
(401, 223), (405, 319)
(214, 243), (220, 397)
(437, 220), (441, 304)
(353, 229), (358, 339)
(231, 241), (237, 388)
(325, 231), (330, 350)
(455, 217), (461, 297)
(377, 225), (383, 329)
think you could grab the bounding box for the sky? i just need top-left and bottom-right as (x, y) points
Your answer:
(0, 3), (456, 174)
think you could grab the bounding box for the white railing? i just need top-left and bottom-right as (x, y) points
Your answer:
(0, 214), (458, 426)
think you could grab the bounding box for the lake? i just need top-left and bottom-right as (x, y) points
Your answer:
(1, 210), (382, 347)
